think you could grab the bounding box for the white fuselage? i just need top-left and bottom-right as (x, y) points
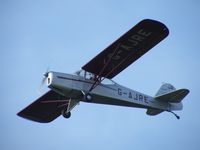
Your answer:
(47, 71), (182, 111)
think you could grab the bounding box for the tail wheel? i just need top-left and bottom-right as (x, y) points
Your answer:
(62, 109), (71, 119)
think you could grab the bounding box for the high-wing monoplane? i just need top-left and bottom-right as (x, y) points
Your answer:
(18, 19), (189, 123)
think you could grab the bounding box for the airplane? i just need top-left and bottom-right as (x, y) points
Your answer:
(17, 19), (189, 123)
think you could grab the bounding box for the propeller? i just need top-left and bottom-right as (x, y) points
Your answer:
(38, 68), (50, 93)
(41, 72), (48, 85)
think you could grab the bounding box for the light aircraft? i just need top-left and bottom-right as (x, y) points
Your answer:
(18, 19), (189, 123)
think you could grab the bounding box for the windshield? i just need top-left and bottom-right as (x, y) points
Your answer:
(75, 70), (116, 85)
(75, 70), (93, 79)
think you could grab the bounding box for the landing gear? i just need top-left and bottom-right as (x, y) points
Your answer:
(62, 109), (71, 119)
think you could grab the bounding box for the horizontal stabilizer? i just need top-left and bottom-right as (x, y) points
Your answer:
(154, 89), (189, 103)
(146, 108), (164, 116)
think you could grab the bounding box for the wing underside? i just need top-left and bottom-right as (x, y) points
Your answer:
(17, 90), (69, 123)
(82, 19), (169, 79)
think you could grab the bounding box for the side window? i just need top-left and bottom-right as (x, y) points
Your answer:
(85, 72), (93, 80)
(101, 78), (116, 85)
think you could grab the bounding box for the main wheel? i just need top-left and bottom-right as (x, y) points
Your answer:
(62, 109), (71, 119)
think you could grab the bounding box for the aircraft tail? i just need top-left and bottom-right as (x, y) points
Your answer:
(146, 83), (189, 119)
(154, 83), (189, 103)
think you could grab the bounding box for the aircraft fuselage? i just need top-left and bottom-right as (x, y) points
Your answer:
(47, 71), (182, 112)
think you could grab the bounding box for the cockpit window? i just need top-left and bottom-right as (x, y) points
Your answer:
(75, 70), (92, 79)
(75, 70), (116, 85)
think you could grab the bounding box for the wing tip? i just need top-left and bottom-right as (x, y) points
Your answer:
(17, 111), (53, 123)
(140, 19), (169, 36)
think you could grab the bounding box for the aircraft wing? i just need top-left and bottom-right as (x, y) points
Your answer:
(17, 90), (69, 123)
(82, 19), (169, 79)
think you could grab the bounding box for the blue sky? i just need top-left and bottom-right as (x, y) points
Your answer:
(1, 0), (200, 149)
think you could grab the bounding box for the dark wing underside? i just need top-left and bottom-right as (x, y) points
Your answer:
(17, 90), (69, 123)
(82, 19), (169, 79)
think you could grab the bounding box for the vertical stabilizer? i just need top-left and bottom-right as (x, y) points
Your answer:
(155, 83), (176, 96)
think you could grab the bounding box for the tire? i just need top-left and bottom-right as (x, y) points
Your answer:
(62, 109), (71, 119)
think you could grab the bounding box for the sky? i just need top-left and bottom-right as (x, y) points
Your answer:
(1, 0), (200, 149)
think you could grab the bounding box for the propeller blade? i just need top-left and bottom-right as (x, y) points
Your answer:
(38, 68), (50, 93)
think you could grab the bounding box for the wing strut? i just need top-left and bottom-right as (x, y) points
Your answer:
(83, 19), (169, 92)
(88, 43), (121, 92)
